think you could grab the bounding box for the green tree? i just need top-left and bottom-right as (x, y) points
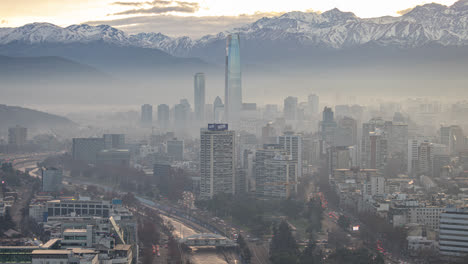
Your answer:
(337, 215), (350, 230)
(270, 221), (299, 264)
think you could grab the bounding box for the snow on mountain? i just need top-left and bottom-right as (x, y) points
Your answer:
(0, 0), (467, 55)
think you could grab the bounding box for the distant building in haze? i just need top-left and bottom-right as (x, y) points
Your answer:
(284, 96), (298, 121)
(213, 96), (224, 122)
(72, 138), (105, 164)
(225, 34), (242, 123)
(141, 104), (153, 125)
(103, 134), (125, 149)
(194, 73), (206, 122)
(157, 104), (170, 130)
(8, 125), (27, 146)
(167, 139), (184, 161)
(308, 94), (319, 115)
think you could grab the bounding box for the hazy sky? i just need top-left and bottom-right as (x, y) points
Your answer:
(0, 0), (460, 37)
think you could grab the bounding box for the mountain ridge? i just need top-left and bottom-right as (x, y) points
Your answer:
(0, 0), (467, 58)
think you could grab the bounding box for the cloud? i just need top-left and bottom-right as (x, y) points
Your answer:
(397, 7), (414, 15)
(112, 0), (199, 15)
(112, 1), (172, 7)
(85, 12), (284, 38)
(1, 19), (7, 24)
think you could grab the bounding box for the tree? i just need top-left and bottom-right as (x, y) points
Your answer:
(299, 235), (322, 264)
(270, 221), (299, 264)
(237, 234), (252, 264)
(337, 215), (350, 230)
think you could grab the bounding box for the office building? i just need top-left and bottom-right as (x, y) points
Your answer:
(278, 132), (302, 178)
(41, 168), (63, 193)
(72, 138), (105, 164)
(157, 104), (170, 130)
(103, 134), (125, 149)
(167, 139), (184, 161)
(261, 122), (276, 145)
(141, 104), (153, 125)
(213, 96), (224, 122)
(418, 142), (434, 176)
(264, 153), (297, 199)
(284, 96), (298, 121)
(8, 125), (27, 146)
(153, 162), (171, 186)
(97, 149), (131, 167)
(308, 94), (319, 115)
(194, 73), (206, 122)
(254, 144), (285, 197)
(46, 200), (111, 218)
(335, 116), (357, 147)
(200, 124), (236, 199)
(439, 207), (468, 257)
(225, 34), (242, 122)
(320, 107), (337, 145)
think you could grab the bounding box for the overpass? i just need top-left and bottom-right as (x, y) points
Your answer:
(179, 233), (237, 247)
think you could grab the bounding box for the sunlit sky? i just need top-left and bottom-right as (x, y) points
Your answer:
(0, 0), (461, 36)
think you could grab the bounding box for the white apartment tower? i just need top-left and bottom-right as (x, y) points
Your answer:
(200, 124), (236, 199)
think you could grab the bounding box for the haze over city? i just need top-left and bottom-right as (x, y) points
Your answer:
(1, 0), (468, 264)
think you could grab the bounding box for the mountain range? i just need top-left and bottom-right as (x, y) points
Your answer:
(0, 0), (468, 104)
(0, 0), (467, 62)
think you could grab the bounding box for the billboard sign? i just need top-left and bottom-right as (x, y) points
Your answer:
(208, 124), (229, 131)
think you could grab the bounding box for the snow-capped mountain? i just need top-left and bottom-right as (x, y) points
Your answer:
(0, 0), (467, 58)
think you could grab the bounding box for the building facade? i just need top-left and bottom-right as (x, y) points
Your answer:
(200, 124), (236, 199)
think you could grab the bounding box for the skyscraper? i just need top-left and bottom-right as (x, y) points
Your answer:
(284, 96), (298, 121)
(320, 107), (337, 145)
(308, 94), (319, 115)
(194, 73), (206, 122)
(157, 104), (170, 130)
(225, 34), (242, 123)
(200, 124), (236, 199)
(141, 104), (153, 125)
(213, 96), (224, 122)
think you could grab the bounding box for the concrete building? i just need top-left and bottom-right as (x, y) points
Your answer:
(103, 134), (125, 149)
(278, 132), (302, 178)
(8, 125), (27, 146)
(200, 124), (236, 199)
(439, 207), (468, 257)
(97, 149), (130, 167)
(72, 138), (105, 164)
(157, 104), (170, 130)
(167, 139), (184, 161)
(283, 96), (298, 121)
(45, 200), (111, 218)
(307, 94), (319, 115)
(41, 168), (63, 193)
(213, 97), (224, 123)
(141, 104), (153, 125)
(263, 153), (297, 198)
(320, 107), (337, 146)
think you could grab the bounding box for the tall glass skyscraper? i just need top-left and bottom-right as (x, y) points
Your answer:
(194, 73), (205, 122)
(225, 34), (242, 123)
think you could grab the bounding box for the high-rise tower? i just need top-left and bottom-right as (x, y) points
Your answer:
(225, 34), (242, 123)
(194, 73), (205, 122)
